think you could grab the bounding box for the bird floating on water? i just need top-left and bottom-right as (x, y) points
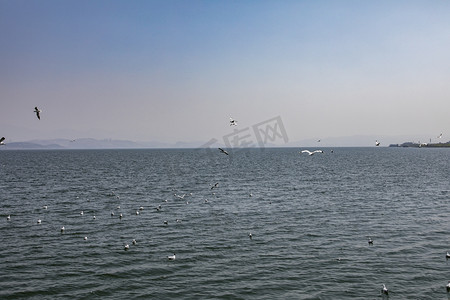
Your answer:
(368, 237), (373, 245)
(446, 281), (450, 292)
(132, 239), (137, 245)
(218, 148), (229, 155)
(301, 150), (323, 156)
(381, 284), (389, 295)
(446, 252), (450, 260)
(249, 233), (253, 240)
(84, 236), (88, 241)
(124, 244), (130, 251)
(34, 107), (42, 120)
(7, 215), (11, 221)
(168, 253), (176, 260)
(37, 219), (42, 224)
(230, 117), (237, 126)
(61, 226), (65, 232)
(0, 137), (5, 145)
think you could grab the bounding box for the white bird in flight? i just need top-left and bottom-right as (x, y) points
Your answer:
(229, 117), (237, 126)
(34, 107), (42, 120)
(300, 150), (323, 156)
(375, 140), (380, 146)
(0, 137), (5, 145)
(438, 133), (443, 139)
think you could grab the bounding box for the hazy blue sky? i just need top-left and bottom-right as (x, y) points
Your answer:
(1, 0), (449, 145)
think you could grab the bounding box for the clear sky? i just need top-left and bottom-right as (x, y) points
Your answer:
(1, 0), (449, 145)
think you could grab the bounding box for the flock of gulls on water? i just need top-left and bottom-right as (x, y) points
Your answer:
(2, 112), (449, 296)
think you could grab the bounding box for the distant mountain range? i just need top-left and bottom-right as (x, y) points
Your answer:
(0, 138), (207, 150)
(0, 135), (447, 150)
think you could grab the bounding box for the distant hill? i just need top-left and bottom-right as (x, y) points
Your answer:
(0, 142), (65, 150)
(0, 138), (208, 150)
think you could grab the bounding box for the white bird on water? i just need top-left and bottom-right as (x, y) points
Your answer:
(61, 226), (65, 232)
(7, 215), (11, 221)
(132, 239), (137, 245)
(446, 252), (450, 259)
(368, 237), (373, 245)
(300, 150), (323, 156)
(34, 107), (42, 120)
(37, 219), (42, 224)
(168, 253), (176, 260)
(381, 284), (389, 295)
(124, 244), (130, 251)
(446, 281), (450, 292)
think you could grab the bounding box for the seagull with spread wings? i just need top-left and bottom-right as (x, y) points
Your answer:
(34, 107), (42, 120)
(218, 148), (229, 155)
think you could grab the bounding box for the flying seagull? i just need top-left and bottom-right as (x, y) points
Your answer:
(218, 148), (229, 155)
(375, 140), (380, 146)
(300, 150), (323, 156)
(438, 133), (443, 139)
(230, 117), (237, 126)
(34, 107), (42, 120)
(211, 182), (219, 190)
(0, 137), (5, 145)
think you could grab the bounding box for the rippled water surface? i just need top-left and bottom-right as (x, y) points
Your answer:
(0, 148), (449, 299)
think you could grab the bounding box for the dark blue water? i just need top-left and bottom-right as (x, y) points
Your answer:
(0, 148), (449, 299)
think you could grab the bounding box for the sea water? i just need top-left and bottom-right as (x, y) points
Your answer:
(0, 148), (449, 299)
